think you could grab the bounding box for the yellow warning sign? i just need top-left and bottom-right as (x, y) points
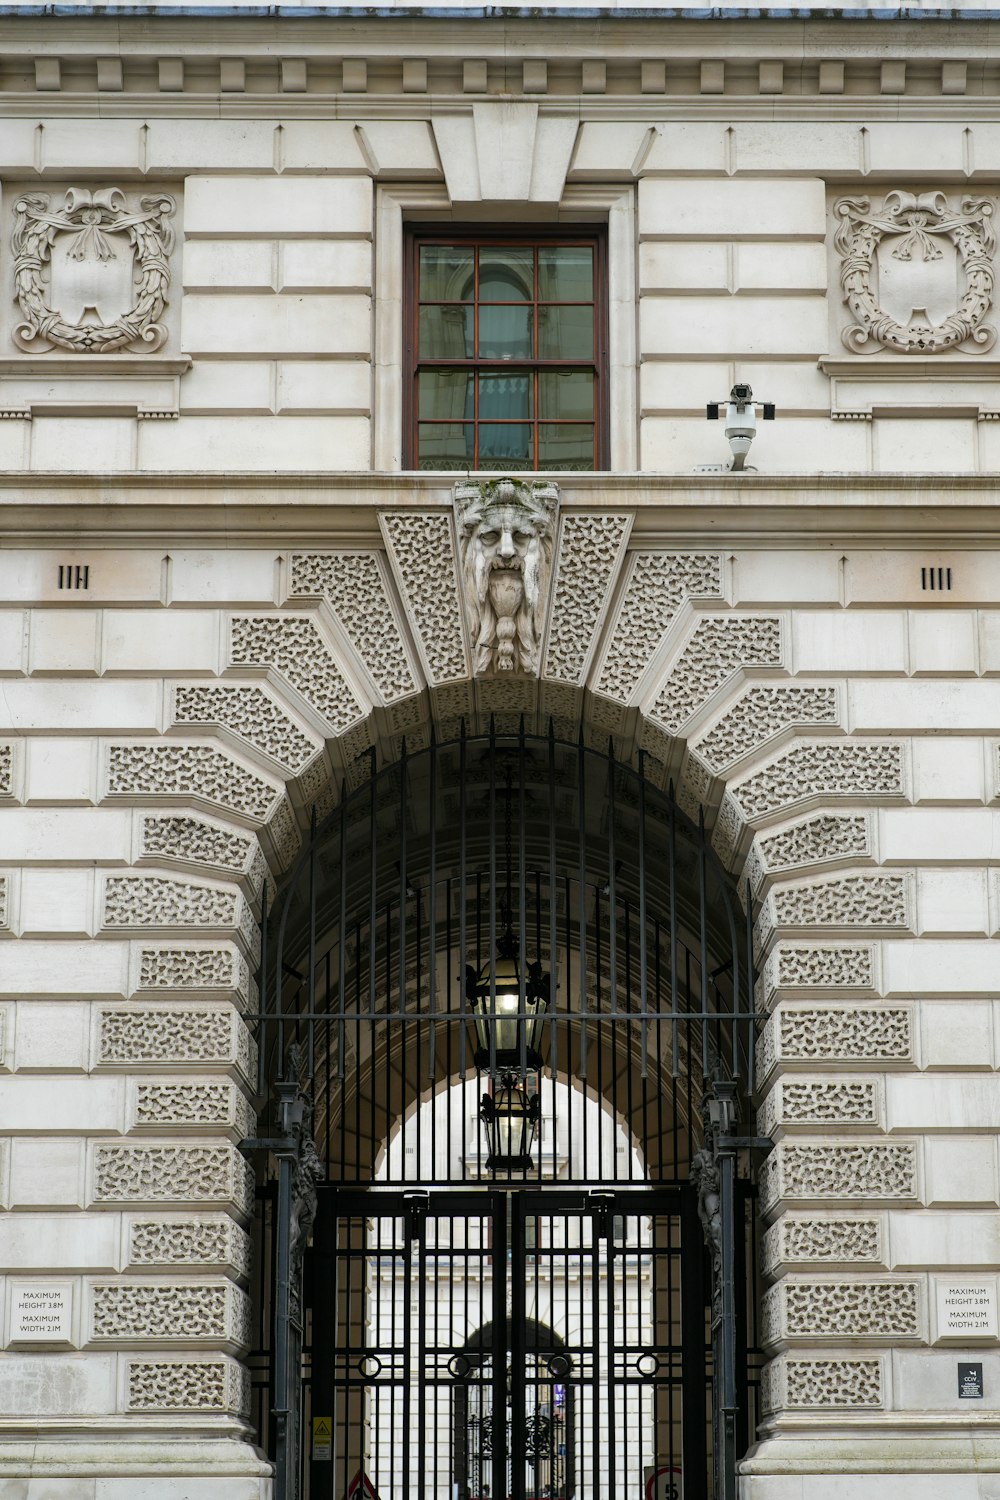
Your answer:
(313, 1416), (332, 1460)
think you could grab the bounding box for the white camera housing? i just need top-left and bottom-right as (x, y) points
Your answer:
(703, 384), (774, 472)
(725, 402), (757, 467)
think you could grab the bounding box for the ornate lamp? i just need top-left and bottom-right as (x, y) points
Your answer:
(480, 1073), (540, 1173)
(467, 934), (548, 1070)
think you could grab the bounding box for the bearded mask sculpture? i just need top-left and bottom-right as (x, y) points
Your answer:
(456, 479), (557, 676)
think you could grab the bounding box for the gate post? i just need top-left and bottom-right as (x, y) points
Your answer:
(243, 1057), (323, 1500)
(694, 1081), (772, 1500)
(692, 1080), (739, 1500)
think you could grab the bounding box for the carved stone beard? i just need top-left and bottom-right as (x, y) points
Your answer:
(456, 479), (557, 680)
(472, 537), (542, 674)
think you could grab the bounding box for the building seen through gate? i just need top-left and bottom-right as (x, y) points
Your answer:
(248, 730), (761, 1500)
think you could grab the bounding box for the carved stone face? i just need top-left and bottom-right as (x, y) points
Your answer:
(475, 503), (535, 630)
(476, 504), (535, 570)
(456, 481), (557, 677)
(470, 501), (547, 673)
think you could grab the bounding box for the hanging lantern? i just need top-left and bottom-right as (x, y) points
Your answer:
(467, 929), (549, 1069)
(480, 1073), (540, 1173)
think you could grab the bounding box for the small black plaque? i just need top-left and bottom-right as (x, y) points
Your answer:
(958, 1362), (984, 1399)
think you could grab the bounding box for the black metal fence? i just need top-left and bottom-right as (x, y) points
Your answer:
(243, 727), (764, 1500)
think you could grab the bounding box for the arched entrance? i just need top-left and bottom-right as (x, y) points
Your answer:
(244, 728), (764, 1500)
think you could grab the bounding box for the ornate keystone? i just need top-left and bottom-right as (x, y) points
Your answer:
(455, 477), (557, 677)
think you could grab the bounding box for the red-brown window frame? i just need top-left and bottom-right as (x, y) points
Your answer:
(403, 223), (610, 472)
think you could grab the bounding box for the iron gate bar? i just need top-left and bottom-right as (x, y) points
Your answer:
(246, 728), (765, 1500)
(308, 1187), (710, 1500)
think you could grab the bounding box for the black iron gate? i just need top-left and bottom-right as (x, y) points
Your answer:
(244, 728), (766, 1500)
(304, 1187), (710, 1500)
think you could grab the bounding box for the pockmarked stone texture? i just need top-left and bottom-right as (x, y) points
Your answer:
(380, 512), (468, 684)
(543, 512), (631, 684)
(106, 743), (281, 821)
(649, 615), (783, 732)
(99, 1006), (257, 1081)
(694, 684), (840, 773)
(747, 814), (872, 893)
(139, 814), (269, 894)
(128, 1217), (252, 1277)
(172, 684), (321, 773)
(759, 1142), (919, 1212)
(731, 742), (906, 819)
(596, 553), (723, 702)
(229, 615), (365, 734)
(289, 551), (419, 701)
(762, 1216), (883, 1271)
(92, 1144), (255, 1213)
(761, 1357), (883, 1412)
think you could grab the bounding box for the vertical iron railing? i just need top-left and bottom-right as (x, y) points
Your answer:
(243, 727), (764, 1500)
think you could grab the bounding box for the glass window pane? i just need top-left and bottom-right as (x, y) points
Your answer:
(538, 424), (594, 470)
(419, 245), (474, 301)
(419, 305), (473, 359)
(417, 422), (473, 470)
(479, 247), (533, 301)
(538, 371), (594, 421)
(479, 373), (532, 422)
(537, 305), (593, 361)
(479, 423), (533, 468)
(538, 246), (593, 302)
(419, 371), (473, 421)
(479, 305), (532, 360)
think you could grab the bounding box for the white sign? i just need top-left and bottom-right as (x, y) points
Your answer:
(10, 1283), (73, 1343)
(936, 1281), (998, 1340)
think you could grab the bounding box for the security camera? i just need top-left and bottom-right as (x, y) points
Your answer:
(705, 384), (776, 472)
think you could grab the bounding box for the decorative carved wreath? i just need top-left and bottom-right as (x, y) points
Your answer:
(833, 190), (996, 355)
(12, 186), (176, 353)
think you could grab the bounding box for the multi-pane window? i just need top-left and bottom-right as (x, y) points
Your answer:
(405, 227), (608, 472)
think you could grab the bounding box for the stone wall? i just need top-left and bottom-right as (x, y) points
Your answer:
(0, 7), (999, 1497)
(1, 17), (1000, 476)
(0, 525), (999, 1495)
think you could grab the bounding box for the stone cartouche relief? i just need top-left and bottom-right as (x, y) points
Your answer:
(12, 187), (176, 353)
(834, 190), (996, 355)
(455, 478), (557, 677)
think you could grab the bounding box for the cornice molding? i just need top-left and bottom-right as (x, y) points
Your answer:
(3, 96), (1000, 124)
(0, 472), (998, 547)
(0, 15), (997, 115)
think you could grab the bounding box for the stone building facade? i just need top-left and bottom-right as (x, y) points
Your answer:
(1, 4), (1000, 1499)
